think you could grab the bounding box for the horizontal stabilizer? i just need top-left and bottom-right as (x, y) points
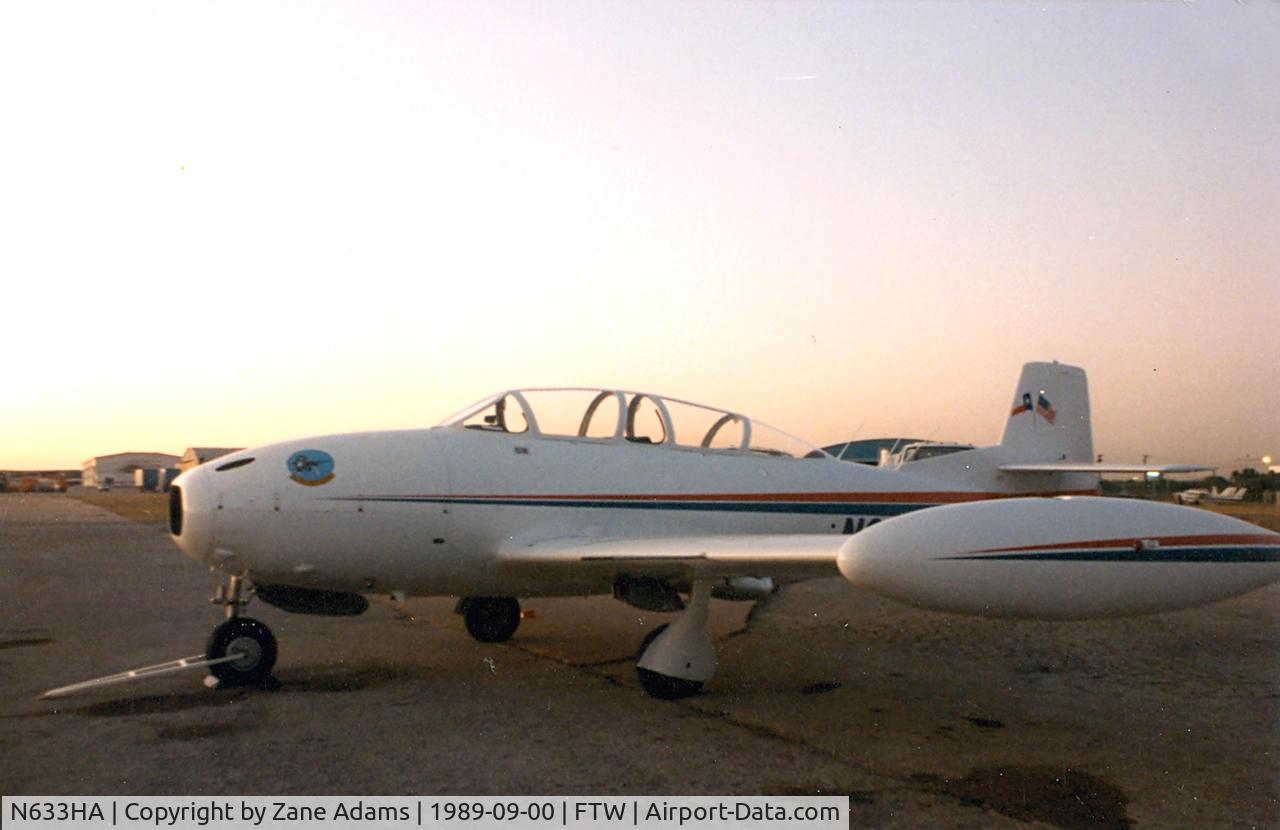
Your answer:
(999, 463), (1211, 475)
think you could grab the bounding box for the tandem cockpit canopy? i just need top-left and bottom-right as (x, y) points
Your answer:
(438, 389), (833, 460)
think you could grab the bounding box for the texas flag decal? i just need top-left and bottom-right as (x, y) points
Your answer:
(1010, 393), (1033, 418)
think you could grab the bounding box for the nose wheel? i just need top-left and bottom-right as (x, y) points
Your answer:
(207, 574), (277, 686)
(206, 617), (277, 685)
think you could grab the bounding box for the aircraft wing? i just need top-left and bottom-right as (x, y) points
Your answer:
(498, 533), (847, 581)
(998, 462), (1211, 475)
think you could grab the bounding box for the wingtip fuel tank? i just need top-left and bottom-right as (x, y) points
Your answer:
(838, 497), (1280, 620)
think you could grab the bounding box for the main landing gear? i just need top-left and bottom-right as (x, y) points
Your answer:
(457, 597), (522, 643)
(453, 586), (718, 700)
(635, 579), (716, 699)
(206, 575), (278, 686)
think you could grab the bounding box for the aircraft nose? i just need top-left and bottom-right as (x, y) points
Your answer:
(169, 465), (216, 565)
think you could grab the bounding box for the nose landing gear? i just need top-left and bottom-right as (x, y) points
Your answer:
(38, 574), (280, 700)
(206, 575), (278, 686)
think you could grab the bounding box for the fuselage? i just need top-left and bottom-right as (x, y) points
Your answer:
(167, 380), (1280, 627)
(171, 424), (1037, 598)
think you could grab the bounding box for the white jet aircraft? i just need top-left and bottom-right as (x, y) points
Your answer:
(159, 362), (1279, 699)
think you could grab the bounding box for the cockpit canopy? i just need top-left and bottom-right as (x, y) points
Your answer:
(438, 389), (832, 460)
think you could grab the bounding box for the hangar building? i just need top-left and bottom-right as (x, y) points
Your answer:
(82, 452), (180, 489)
(177, 447), (243, 472)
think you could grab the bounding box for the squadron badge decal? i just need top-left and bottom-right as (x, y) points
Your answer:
(287, 449), (335, 486)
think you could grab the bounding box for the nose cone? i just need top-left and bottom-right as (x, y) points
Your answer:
(169, 465), (216, 566)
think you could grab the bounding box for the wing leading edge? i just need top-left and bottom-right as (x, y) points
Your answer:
(498, 533), (847, 582)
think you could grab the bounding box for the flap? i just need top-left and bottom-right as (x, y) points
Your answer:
(497, 533), (848, 581)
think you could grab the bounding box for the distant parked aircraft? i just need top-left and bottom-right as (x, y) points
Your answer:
(1175, 487), (1252, 505)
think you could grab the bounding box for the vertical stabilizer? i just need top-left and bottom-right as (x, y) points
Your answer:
(1000, 362), (1093, 462)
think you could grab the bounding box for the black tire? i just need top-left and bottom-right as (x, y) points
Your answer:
(635, 623), (703, 699)
(637, 669), (703, 700)
(206, 617), (277, 686)
(463, 597), (521, 643)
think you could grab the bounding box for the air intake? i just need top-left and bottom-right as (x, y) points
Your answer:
(168, 486), (183, 536)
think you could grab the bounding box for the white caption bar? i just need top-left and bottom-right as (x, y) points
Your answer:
(2, 796), (846, 830)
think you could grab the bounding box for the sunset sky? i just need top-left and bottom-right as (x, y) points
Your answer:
(2, 2), (1276, 473)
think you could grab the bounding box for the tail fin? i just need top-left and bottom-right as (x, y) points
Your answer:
(1000, 362), (1093, 463)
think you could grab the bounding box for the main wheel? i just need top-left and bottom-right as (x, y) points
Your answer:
(636, 623), (703, 700)
(463, 597), (521, 643)
(206, 617), (277, 686)
(637, 623), (669, 656)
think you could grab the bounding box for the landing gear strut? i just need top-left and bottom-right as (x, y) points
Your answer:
(458, 597), (522, 643)
(636, 579), (716, 699)
(206, 575), (277, 686)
